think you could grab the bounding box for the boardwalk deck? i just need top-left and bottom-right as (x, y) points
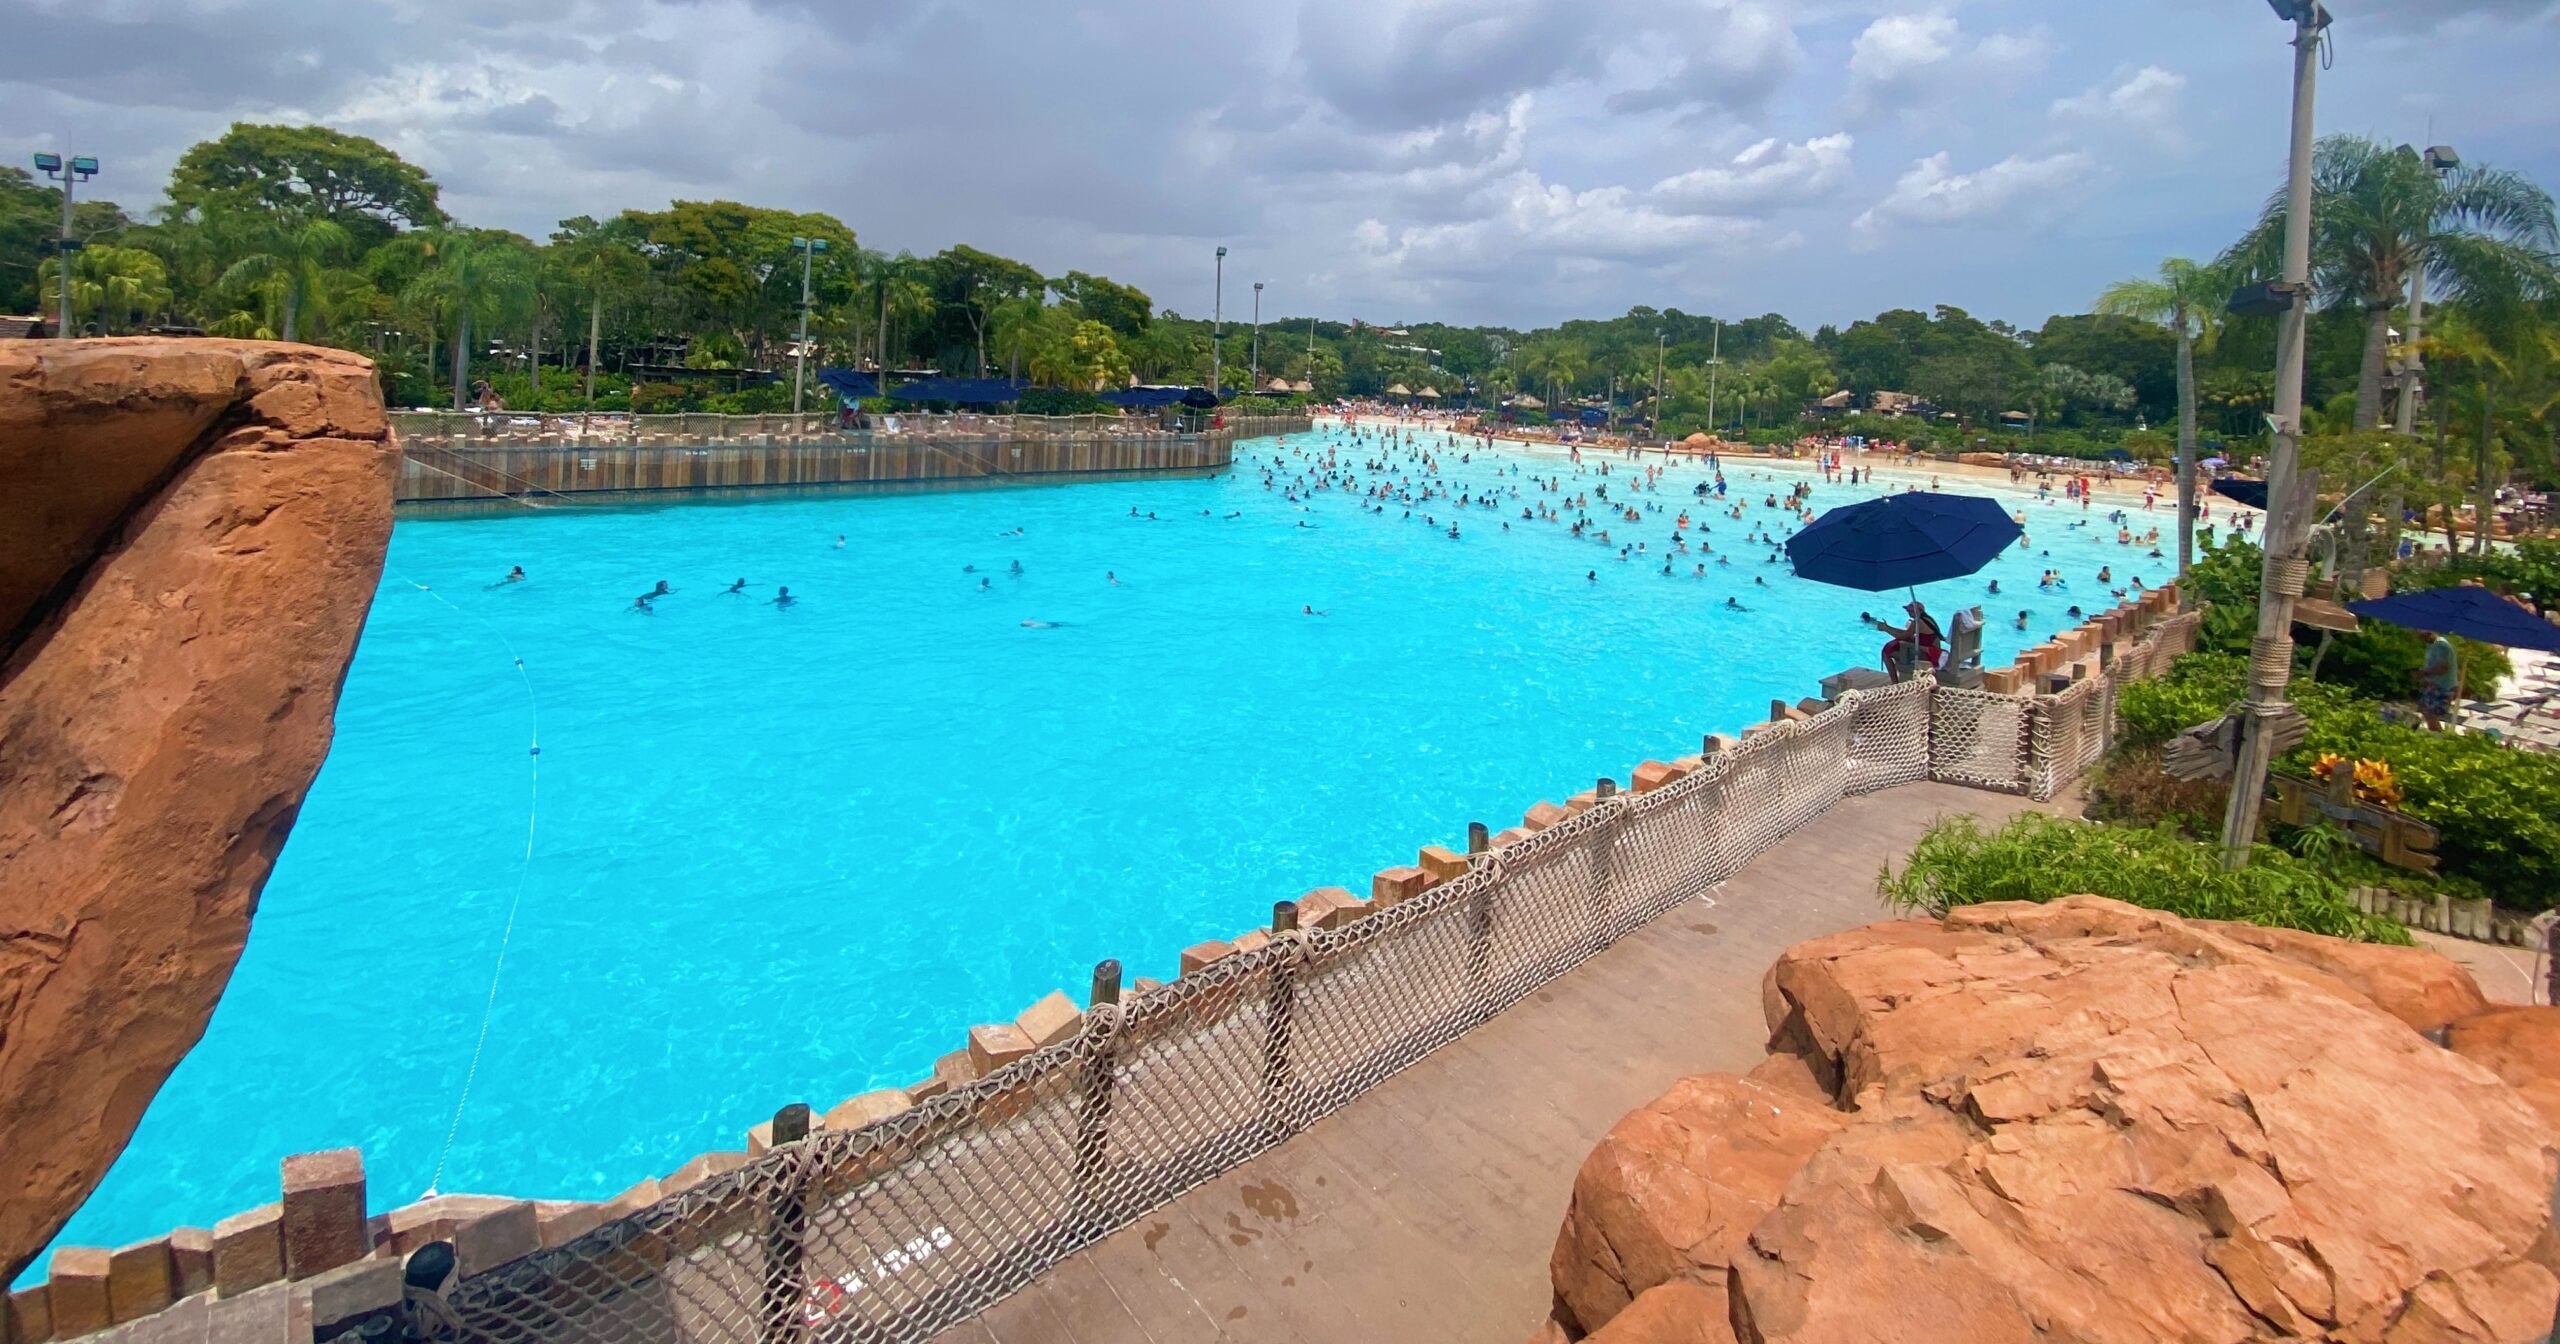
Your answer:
(936, 782), (2061, 1344)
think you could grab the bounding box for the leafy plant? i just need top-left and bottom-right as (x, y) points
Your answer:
(1879, 813), (2407, 943)
(2304, 713), (2560, 909)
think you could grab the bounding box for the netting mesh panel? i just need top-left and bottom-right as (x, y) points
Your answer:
(1844, 679), (1933, 795)
(1929, 686), (2030, 793)
(431, 617), (2223, 1344)
(1287, 875), (1489, 1114)
(1611, 764), (1742, 931)
(1101, 959), (1282, 1210)
(1478, 810), (1611, 995)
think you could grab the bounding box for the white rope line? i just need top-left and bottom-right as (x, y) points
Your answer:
(403, 578), (541, 1198)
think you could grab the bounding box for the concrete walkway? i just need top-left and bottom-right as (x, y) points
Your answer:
(933, 782), (2059, 1344)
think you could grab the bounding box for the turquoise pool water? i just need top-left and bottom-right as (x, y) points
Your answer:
(49, 427), (2177, 1261)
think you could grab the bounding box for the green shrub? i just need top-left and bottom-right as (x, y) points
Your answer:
(2084, 746), (2232, 835)
(1879, 814), (2407, 943)
(2113, 652), (2363, 750)
(1017, 387), (1116, 416)
(2300, 716), (2560, 910)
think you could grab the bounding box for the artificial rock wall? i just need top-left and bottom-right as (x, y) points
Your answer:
(0, 339), (398, 1286)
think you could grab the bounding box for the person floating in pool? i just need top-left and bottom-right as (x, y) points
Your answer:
(491, 566), (526, 587)
(723, 578), (748, 595)
(1986, 579), (2000, 595)
(834, 535), (846, 549)
(771, 586), (796, 609)
(2015, 609), (2032, 631)
(629, 595), (655, 616)
(1587, 570), (1598, 582)
(1107, 571), (1121, 585)
(979, 577), (992, 591)
(1021, 619), (1066, 629)
(1725, 596), (1748, 611)
(646, 580), (675, 599)
(1009, 560), (1023, 575)
(1303, 604), (1328, 616)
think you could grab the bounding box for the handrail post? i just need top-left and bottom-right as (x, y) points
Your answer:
(1587, 783), (1621, 950)
(1072, 961), (1122, 1228)
(1260, 902), (1300, 1133)
(758, 1101), (813, 1344)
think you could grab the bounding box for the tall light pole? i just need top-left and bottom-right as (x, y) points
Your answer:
(1705, 320), (1723, 434)
(790, 236), (828, 416)
(2220, 0), (2331, 870)
(1653, 330), (1666, 438)
(1211, 246), (1227, 398)
(2393, 144), (2460, 436)
(33, 152), (98, 339)
(1250, 282), (1264, 389)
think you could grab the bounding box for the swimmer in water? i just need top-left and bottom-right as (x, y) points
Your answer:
(834, 535), (846, 549)
(1587, 570), (1598, 582)
(723, 577), (748, 595)
(1021, 619), (1065, 629)
(493, 565), (526, 586)
(1107, 571), (1121, 585)
(1010, 560), (1023, 574)
(2015, 609), (2031, 630)
(1303, 604), (1328, 616)
(771, 586), (796, 609)
(647, 580), (675, 599)
(1725, 596), (1747, 611)
(628, 595), (655, 615)
(979, 577), (992, 591)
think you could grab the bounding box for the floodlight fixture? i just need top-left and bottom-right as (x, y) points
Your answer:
(2227, 280), (2303, 319)
(68, 156), (98, 177)
(32, 152), (62, 174)
(2425, 145), (2461, 172)
(2263, 0), (2331, 27)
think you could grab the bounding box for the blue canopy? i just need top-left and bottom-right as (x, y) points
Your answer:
(1786, 493), (2024, 592)
(2213, 478), (2269, 511)
(1101, 385), (1217, 409)
(2348, 586), (2560, 652)
(1580, 406), (1609, 425)
(2100, 447), (2135, 462)
(890, 377), (1027, 404)
(815, 368), (882, 401)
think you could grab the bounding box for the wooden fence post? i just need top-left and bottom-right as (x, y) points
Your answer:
(1466, 821), (1490, 856)
(1261, 902), (1300, 1130)
(758, 1102), (813, 1344)
(1587, 789), (1621, 950)
(1072, 961), (1122, 1228)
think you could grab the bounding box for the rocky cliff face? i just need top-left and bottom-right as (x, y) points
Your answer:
(0, 339), (397, 1285)
(1538, 897), (2560, 1344)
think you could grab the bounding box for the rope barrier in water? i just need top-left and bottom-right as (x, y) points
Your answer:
(401, 578), (543, 1199)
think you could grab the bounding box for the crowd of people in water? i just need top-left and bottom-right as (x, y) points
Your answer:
(470, 415), (2261, 673)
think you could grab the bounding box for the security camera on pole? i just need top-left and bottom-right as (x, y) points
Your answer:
(2218, 0), (2333, 871)
(33, 152), (99, 339)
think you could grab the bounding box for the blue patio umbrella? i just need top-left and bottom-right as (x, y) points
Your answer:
(1786, 493), (2024, 593)
(2212, 478), (2269, 511)
(2100, 447), (2135, 462)
(2347, 585), (2560, 653)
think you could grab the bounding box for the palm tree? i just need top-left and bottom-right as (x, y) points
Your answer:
(990, 295), (1047, 383)
(212, 214), (351, 342)
(39, 245), (174, 334)
(2420, 307), (2520, 554)
(2097, 258), (2225, 585)
(550, 218), (648, 414)
(2227, 136), (2558, 431)
(399, 230), (537, 410)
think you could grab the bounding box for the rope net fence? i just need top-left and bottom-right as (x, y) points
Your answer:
(438, 612), (2202, 1344)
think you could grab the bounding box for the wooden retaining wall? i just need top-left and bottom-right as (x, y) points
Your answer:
(391, 415), (1312, 504)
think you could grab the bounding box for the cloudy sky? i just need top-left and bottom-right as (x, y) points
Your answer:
(6, 0), (2557, 331)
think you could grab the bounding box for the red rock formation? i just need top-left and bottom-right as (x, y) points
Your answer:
(1541, 897), (2560, 1344)
(0, 339), (397, 1285)
(2450, 1007), (2560, 1131)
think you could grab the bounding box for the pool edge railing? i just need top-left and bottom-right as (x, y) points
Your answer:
(390, 414), (1315, 505)
(7, 601), (2203, 1344)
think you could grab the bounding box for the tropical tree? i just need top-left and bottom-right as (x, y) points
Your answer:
(398, 230), (537, 410)
(211, 210), (351, 342)
(2227, 135), (2559, 431)
(37, 244), (173, 333)
(2098, 257), (2225, 584)
(549, 216), (649, 412)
